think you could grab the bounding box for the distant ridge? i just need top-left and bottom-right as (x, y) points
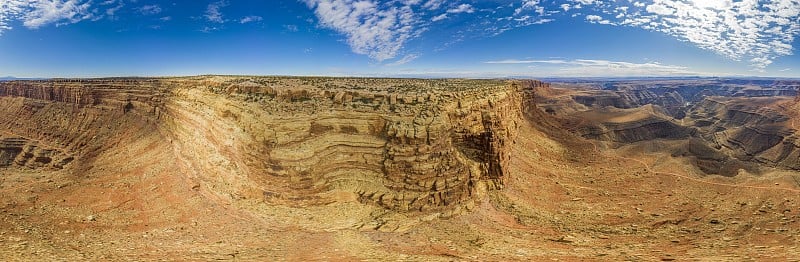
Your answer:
(0, 76), (47, 81)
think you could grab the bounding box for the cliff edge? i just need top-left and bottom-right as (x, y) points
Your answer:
(0, 77), (547, 218)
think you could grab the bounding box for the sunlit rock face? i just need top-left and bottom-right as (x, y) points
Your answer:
(0, 77), (547, 215)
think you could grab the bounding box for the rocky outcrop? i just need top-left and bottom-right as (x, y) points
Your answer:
(0, 137), (74, 169)
(0, 77), (543, 216)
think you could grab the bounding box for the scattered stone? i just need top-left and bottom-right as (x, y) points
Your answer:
(552, 235), (577, 243)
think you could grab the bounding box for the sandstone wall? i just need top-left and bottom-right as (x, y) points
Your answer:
(160, 78), (540, 215)
(0, 77), (543, 216)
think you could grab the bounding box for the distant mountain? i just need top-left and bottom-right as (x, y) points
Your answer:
(0, 76), (47, 81)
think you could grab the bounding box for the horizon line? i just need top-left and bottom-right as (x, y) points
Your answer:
(4, 74), (800, 81)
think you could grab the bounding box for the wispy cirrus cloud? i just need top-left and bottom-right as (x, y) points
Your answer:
(486, 58), (702, 77)
(136, 4), (161, 16)
(22, 0), (93, 29)
(422, 0), (445, 10)
(240, 15), (262, 24)
(446, 4), (473, 14)
(205, 0), (228, 23)
(102, 0), (124, 17)
(385, 53), (419, 66)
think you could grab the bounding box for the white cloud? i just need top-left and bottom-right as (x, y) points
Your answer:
(588, 0), (800, 71)
(0, 0), (142, 34)
(515, 0), (541, 15)
(283, 24), (299, 32)
(0, 0), (793, 75)
(240, 15), (262, 24)
(105, 1), (124, 17)
(137, 4), (161, 15)
(644, 3), (673, 16)
(585, 14), (611, 24)
(206, 0), (228, 23)
(494, 0), (800, 71)
(303, 0), (420, 61)
(22, 0), (94, 29)
(447, 4), (473, 14)
(485, 59), (702, 77)
(0, 0), (26, 34)
(422, 0), (444, 10)
(485, 59), (560, 64)
(431, 13), (447, 22)
(572, 0), (598, 5)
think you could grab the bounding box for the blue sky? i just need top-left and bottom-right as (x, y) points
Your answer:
(1, 0), (799, 78)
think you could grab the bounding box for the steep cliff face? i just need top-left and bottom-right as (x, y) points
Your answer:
(160, 78), (538, 215)
(0, 77), (540, 216)
(0, 79), (166, 174)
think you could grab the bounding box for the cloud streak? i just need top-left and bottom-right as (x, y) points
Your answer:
(137, 5), (161, 15)
(386, 53), (419, 66)
(486, 58), (702, 77)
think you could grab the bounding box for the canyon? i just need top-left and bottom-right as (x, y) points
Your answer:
(0, 76), (799, 260)
(542, 78), (800, 176)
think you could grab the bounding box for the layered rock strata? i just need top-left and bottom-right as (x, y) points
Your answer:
(0, 77), (545, 215)
(688, 97), (800, 170)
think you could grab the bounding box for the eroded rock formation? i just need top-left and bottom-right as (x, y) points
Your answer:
(688, 97), (800, 171)
(0, 77), (545, 215)
(540, 78), (800, 176)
